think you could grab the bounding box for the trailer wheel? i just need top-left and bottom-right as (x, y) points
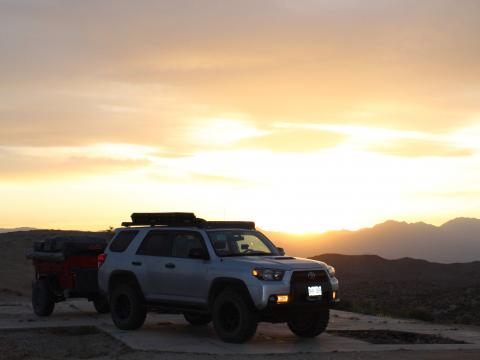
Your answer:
(32, 279), (55, 316)
(93, 297), (110, 314)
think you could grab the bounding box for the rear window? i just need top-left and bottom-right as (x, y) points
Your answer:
(136, 231), (172, 257)
(109, 231), (138, 252)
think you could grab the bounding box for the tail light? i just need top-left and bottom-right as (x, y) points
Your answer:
(98, 253), (107, 268)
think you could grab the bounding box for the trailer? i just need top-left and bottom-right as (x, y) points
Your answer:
(26, 235), (110, 316)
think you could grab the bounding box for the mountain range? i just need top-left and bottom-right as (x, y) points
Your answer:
(265, 217), (480, 263)
(1, 217), (479, 263)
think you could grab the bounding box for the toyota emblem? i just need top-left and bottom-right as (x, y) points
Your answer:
(307, 272), (316, 280)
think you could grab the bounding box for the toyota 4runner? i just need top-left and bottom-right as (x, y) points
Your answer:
(98, 213), (339, 343)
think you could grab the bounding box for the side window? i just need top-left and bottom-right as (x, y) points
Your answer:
(136, 231), (172, 256)
(109, 231), (138, 252)
(172, 232), (204, 258)
(209, 232), (232, 256)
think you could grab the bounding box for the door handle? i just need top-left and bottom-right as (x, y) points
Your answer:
(131, 261), (142, 266)
(165, 263), (175, 269)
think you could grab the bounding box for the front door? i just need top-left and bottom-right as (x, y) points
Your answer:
(160, 231), (210, 304)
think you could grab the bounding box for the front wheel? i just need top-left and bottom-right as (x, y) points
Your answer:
(32, 278), (55, 317)
(184, 312), (211, 326)
(93, 297), (110, 314)
(110, 284), (146, 330)
(212, 288), (258, 343)
(287, 307), (330, 338)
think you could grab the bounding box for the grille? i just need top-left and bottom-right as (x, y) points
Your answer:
(291, 270), (328, 283)
(290, 270), (330, 304)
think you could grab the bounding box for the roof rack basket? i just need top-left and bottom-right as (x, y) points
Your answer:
(122, 212), (197, 227)
(121, 212), (256, 230)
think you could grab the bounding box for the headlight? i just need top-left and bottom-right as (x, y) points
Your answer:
(327, 265), (336, 277)
(252, 268), (285, 281)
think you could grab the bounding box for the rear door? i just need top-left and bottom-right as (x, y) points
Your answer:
(160, 231), (210, 304)
(134, 230), (172, 300)
(100, 230), (140, 294)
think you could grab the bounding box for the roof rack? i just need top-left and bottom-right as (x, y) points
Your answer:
(121, 213), (255, 230)
(204, 221), (255, 230)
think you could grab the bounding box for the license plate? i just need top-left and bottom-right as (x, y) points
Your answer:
(308, 285), (322, 297)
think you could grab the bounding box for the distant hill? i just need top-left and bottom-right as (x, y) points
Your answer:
(0, 227), (36, 234)
(265, 217), (480, 263)
(314, 253), (480, 285)
(313, 254), (480, 325)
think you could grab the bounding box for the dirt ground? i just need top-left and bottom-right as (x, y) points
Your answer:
(2, 232), (480, 359)
(1, 298), (480, 360)
(1, 326), (480, 360)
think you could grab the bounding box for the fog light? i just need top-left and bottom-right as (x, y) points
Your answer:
(332, 291), (337, 300)
(276, 295), (289, 303)
(268, 295), (277, 303)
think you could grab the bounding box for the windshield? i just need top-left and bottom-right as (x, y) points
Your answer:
(207, 230), (277, 257)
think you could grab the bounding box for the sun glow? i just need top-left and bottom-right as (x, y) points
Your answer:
(2, 122), (480, 233)
(190, 118), (266, 146)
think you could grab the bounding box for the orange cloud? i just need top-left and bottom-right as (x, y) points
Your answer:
(368, 139), (474, 158)
(0, 151), (149, 180)
(236, 129), (345, 152)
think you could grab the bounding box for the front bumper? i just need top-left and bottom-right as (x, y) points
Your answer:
(248, 270), (339, 310)
(259, 293), (339, 323)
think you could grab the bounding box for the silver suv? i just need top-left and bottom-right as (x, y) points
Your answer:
(98, 213), (339, 343)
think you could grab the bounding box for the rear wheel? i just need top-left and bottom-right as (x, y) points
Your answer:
(183, 312), (211, 326)
(110, 284), (146, 330)
(93, 297), (110, 314)
(287, 307), (330, 338)
(32, 278), (55, 317)
(212, 288), (257, 343)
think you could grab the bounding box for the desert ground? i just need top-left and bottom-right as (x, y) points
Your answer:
(2, 230), (480, 359)
(2, 290), (480, 360)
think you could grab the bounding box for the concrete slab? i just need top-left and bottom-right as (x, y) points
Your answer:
(1, 295), (480, 355)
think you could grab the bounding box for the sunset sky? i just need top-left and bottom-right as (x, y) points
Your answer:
(1, 0), (480, 233)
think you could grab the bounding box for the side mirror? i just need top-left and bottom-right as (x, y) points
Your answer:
(188, 248), (209, 260)
(277, 247), (285, 256)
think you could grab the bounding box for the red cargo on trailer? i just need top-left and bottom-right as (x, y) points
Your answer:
(26, 235), (110, 316)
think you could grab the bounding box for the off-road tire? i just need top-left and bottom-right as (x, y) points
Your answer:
(212, 288), (258, 343)
(287, 307), (330, 337)
(32, 278), (55, 317)
(183, 312), (211, 326)
(93, 297), (110, 314)
(110, 284), (146, 330)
